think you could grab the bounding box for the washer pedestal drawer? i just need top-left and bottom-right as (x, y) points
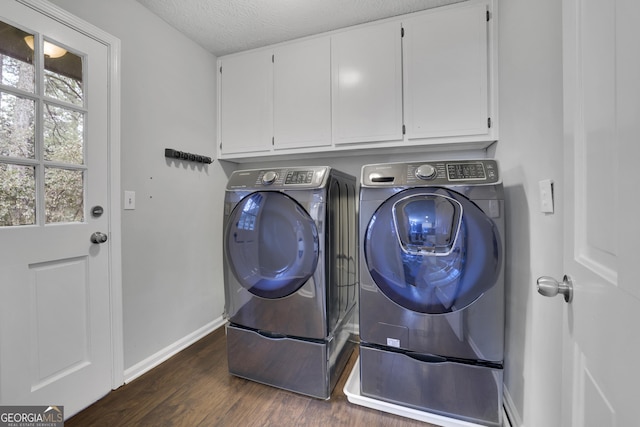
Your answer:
(359, 344), (503, 426)
(226, 323), (354, 399)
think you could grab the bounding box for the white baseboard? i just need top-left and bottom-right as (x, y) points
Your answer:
(123, 316), (227, 384)
(503, 386), (522, 427)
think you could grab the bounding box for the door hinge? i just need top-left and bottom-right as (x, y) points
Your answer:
(272, 137), (274, 146)
(401, 27), (405, 38)
(488, 117), (492, 128)
(402, 124), (406, 135)
(272, 54), (274, 63)
(219, 66), (222, 74)
(486, 10), (490, 22)
(219, 142), (222, 150)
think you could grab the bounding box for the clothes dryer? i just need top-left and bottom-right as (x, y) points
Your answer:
(359, 160), (504, 426)
(223, 166), (357, 399)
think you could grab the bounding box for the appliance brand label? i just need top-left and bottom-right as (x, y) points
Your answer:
(386, 338), (401, 348)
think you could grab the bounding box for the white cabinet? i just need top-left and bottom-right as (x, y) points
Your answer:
(403, 1), (492, 139)
(217, 0), (497, 161)
(331, 21), (403, 144)
(273, 37), (331, 150)
(219, 51), (273, 155)
(218, 37), (331, 156)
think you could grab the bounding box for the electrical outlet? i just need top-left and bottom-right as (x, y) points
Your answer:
(124, 191), (136, 210)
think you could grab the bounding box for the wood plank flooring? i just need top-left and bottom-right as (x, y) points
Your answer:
(66, 327), (433, 426)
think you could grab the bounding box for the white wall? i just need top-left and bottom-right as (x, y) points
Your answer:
(496, 1), (565, 426)
(49, 0), (225, 373)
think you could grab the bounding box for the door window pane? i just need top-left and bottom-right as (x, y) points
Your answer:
(0, 92), (35, 158)
(0, 163), (36, 226)
(44, 47), (83, 106)
(1, 20), (86, 227)
(45, 167), (84, 223)
(0, 21), (35, 92)
(43, 103), (84, 164)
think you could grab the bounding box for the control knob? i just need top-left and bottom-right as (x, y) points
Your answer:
(415, 164), (437, 180)
(262, 171), (277, 185)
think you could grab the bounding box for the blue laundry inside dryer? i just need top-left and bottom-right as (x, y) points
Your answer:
(226, 191), (319, 299)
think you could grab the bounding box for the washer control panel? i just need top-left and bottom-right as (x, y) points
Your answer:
(227, 166), (329, 190)
(362, 160), (499, 187)
(284, 169), (316, 185)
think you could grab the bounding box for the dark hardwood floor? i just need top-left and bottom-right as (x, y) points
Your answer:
(66, 327), (432, 426)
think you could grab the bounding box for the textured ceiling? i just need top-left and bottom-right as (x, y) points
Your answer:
(135, 0), (465, 57)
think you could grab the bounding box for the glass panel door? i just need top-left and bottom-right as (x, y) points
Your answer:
(0, 19), (85, 226)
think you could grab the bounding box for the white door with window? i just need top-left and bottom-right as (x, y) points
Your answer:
(551, 0), (640, 426)
(0, 0), (120, 418)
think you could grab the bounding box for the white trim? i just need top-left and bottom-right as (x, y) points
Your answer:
(123, 317), (227, 384)
(503, 386), (522, 427)
(18, 0), (124, 389)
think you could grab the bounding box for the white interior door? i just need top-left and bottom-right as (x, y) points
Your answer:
(0, 0), (114, 418)
(558, 0), (640, 426)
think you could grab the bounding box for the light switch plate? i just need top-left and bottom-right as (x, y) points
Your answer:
(539, 179), (554, 213)
(124, 191), (136, 210)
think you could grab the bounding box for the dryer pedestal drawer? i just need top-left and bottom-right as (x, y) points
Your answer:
(226, 323), (354, 399)
(359, 345), (503, 426)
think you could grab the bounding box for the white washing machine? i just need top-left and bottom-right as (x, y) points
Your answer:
(223, 166), (357, 399)
(359, 160), (505, 426)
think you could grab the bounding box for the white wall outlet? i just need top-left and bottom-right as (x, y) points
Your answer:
(124, 191), (136, 210)
(539, 179), (554, 214)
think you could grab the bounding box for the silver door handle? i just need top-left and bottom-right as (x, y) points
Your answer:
(537, 275), (573, 303)
(90, 231), (108, 244)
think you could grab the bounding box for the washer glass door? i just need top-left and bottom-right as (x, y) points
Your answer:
(365, 188), (501, 314)
(226, 191), (319, 299)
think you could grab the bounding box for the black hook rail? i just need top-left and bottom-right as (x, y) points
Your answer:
(165, 148), (213, 164)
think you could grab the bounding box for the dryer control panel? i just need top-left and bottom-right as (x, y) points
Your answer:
(226, 166), (329, 190)
(361, 160), (500, 187)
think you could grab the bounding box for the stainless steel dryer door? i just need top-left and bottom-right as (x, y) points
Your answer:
(364, 188), (502, 314)
(226, 191), (319, 299)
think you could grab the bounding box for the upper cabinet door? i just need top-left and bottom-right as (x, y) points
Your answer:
(403, 0), (490, 139)
(332, 21), (403, 145)
(273, 37), (331, 150)
(219, 51), (273, 155)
